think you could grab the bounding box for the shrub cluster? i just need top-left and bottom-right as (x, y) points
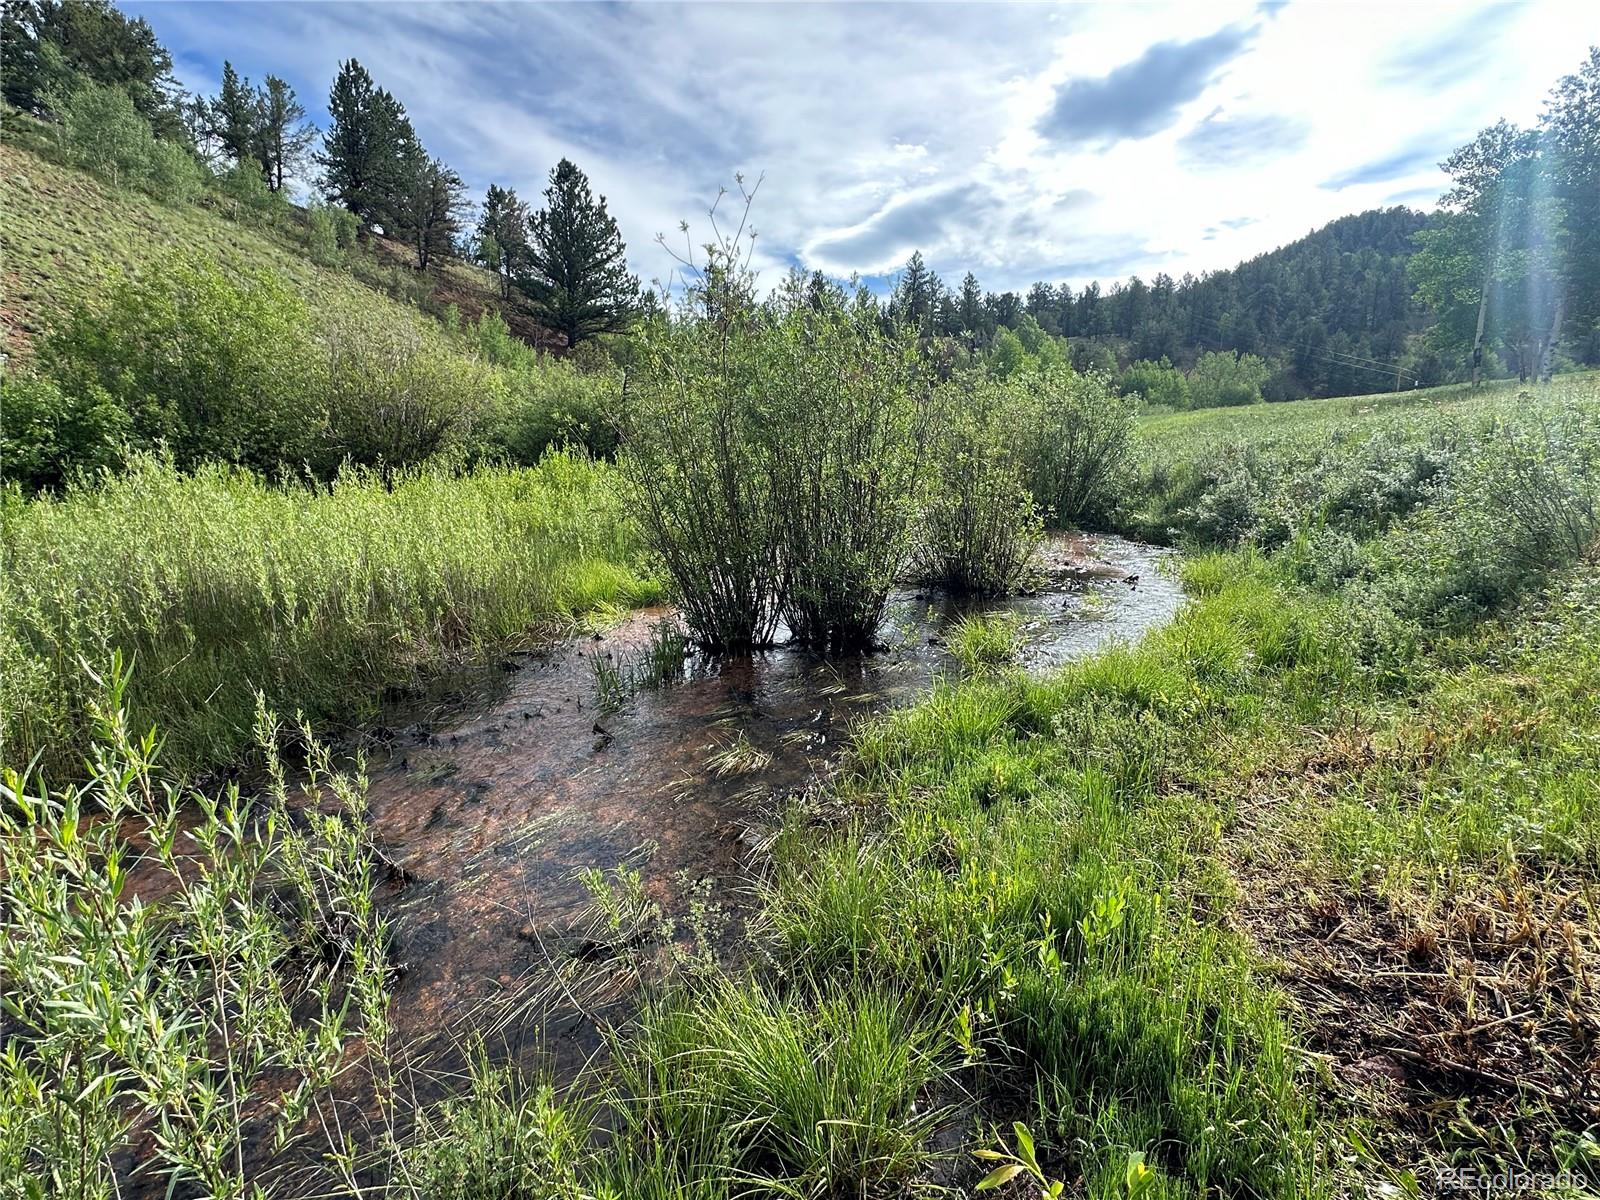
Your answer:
(915, 372), (1043, 596)
(1013, 364), (1136, 529)
(619, 269), (928, 651)
(0, 684), (392, 1198)
(620, 252), (1138, 648)
(1118, 356), (1190, 409)
(1186, 349), (1272, 408)
(2, 252), (620, 492)
(48, 79), (206, 203)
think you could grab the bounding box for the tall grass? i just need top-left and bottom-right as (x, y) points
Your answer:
(0, 451), (656, 778)
(0, 674), (391, 1198)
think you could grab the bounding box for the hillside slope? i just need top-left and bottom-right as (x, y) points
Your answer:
(0, 141), (557, 359)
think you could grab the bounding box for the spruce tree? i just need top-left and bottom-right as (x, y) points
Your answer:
(890, 251), (942, 334)
(520, 159), (639, 346)
(956, 272), (987, 341)
(211, 61), (260, 169)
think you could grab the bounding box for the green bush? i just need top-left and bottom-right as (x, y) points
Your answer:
(212, 160), (282, 227)
(486, 354), (618, 464)
(1119, 357), (1189, 409)
(618, 297), (788, 651)
(39, 252), (325, 474)
(763, 302), (933, 650)
(307, 201), (358, 267)
(144, 138), (206, 205)
(52, 78), (154, 188)
(621, 257), (936, 651)
(0, 370), (130, 491)
(915, 372), (1042, 595)
(321, 307), (496, 471)
(1187, 350), (1271, 408)
(48, 81), (207, 206)
(27, 251), (542, 484)
(1012, 365), (1135, 528)
(0, 680), (391, 1198)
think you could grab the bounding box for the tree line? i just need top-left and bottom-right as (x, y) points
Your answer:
(1410, 47), (1599, 383)
(879, 50), (1598, 397)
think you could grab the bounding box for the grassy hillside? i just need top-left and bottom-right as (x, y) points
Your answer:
(1138, 374), (1600, 446)
(0, 139), (554, 360)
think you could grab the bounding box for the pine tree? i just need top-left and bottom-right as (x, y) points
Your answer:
(3, 0), (184, 137)
(399, 154), (466, 271)
(956, 272), (987, 341)
(317, 59), (417, 229)
(257, 76), (315, 192)
(519, 159), (639, 346)
(476, 183), (530, 300)
(891, 251), (942, 334)
(210, 61), (260, 169)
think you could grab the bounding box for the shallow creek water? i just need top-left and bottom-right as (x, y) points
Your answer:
(107, 535), (1181, 1190)
(355, 534), (1182, 1081)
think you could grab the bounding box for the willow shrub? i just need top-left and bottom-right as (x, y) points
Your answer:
(322, 305), (499, 472)
(617, 295), (788, 652)
(762, 304), (933, 650)
(0, 452), (654, 778)
(1014, 365), (1136, 529)
(0, 674), (391, 1199)
(620, 278), (935, 652)
(914, 371), (1042, 596)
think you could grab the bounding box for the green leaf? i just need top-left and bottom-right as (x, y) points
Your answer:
(975, 1163), (1024, 1191)
(1013, 1122), (1037, 1167)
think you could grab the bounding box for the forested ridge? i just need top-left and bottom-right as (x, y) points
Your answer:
(884, 206), (1436, 399)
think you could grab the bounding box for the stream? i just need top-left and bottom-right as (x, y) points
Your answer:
(105, 534), (1182, 1190)
(357, 533), (1182, 1083)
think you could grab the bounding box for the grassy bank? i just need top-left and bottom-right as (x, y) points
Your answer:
(0, 452), (657, 779)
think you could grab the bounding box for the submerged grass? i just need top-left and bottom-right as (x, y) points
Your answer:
(0, 451), (658, 779)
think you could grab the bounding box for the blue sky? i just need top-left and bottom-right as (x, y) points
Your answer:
(127, 0), (1599, 294)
